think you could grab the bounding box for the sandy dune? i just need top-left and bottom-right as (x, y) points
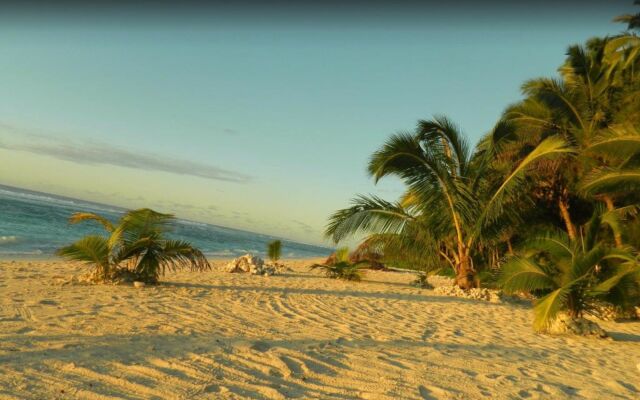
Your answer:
(1, 259), (639, 399)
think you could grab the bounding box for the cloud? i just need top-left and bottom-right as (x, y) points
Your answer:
(292, 219), (316, 234)
(0, 123), (251, 183)
(222, 128), (238, 135)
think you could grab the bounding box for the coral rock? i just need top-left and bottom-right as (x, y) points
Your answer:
(434, 285), (502, 303)
(225, 254), (283, 276)
(225, 254), (264, 273)
(548, 313), (608, 338)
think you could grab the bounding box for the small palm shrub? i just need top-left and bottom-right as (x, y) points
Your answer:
(411, 272), (434, 289)
(310, 262), (364, 281)
(311, 247), (365, 281)
(57, 208), (210, 284)
(499, 210), (640, 332)
(267, 240), (282, 263)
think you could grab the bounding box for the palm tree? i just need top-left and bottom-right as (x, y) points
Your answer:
(499, 209), (640, 332)
(505, 36), (640, 244)
(310, 247), (365, 281)
(326, 117), (573, 289)
(57, 208), (210, 283)
(267, 240), (282, 263)
(613, 1), (640, 32)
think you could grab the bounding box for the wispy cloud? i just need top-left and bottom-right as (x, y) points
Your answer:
(0, 123), (251, 183)
(292, 219), (316, 234)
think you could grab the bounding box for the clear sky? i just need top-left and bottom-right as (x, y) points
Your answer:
(0, 1), (634, 245)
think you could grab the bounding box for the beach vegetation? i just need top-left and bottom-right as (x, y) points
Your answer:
(57, 208), (210, 284)
(499, 208), (640, 331)
(267, 240), (282, 263)
(310, 247), (365, 281)
(325, 117), (572, 289)
(324, 2), (640, 333)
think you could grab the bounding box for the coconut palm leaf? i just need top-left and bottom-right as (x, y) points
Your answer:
(310, 261), (365, 281)
(498, 256), (557, 294)
(570, 245), (605, 282)
(589, 261), (640, 295)
(585, 127), (640, 160)
(581, 168), (640, 194)
(326, 195), (415, 243)
(56, 235), (111, 279)
(478, 135), (576, 227)
(123, 237), (209, 282)
(68, 212), (115, 232)
(519, 232), (572, 260)
(533, 285), (573, 332)
(109, 208), (174, 248)
(612, 1), (640, 31)
(157, 240), (210, 272)
(416, 116), (471, 175)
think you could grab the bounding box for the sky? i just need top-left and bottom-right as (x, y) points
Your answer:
(0, 1), (635, 245)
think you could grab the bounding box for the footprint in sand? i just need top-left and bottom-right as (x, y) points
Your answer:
(279, 355), (304, 378)
(517, 389), (532, 398)
(421, 323), (438, 340)
(418, 385), (453, 400)
(250, 341), (272, 352)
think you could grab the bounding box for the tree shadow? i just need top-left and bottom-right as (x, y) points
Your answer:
(161, 281), (497, 305)
(1, 331), (556, 399)
(608, 331), (640, 342)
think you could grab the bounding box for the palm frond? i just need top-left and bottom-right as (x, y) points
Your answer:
(68, 212), (115, 232)
(478, 135), (576, 228)
(416, 115), (471, 175)
(499, 256), (557, 294)
(158, 239), (211, 272)
(570, 245), (605, 282)
(310, 261), (364, 281)
(56, 235), (111, 278)
(533, 286), (572, 332)
(581, 168), (640, 195)
(110, 208), (174, 248)
(588, 261), (640, 296)
(519, 232), (573, 269)
(325, 195), (414, 243)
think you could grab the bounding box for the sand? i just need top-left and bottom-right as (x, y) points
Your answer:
(1, 259), (639, 400)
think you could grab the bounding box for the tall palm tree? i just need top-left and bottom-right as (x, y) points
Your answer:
(505, 36), (640, 244)
(613, 1), (640, 32)
(326, 117), (573, 289)
(57, 208), (210, 283)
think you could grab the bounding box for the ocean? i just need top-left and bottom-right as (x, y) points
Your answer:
(0, 184), (332, 259)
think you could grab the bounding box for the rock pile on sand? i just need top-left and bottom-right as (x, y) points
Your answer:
(591, 303), (640, 321)
(434, 285), (502, 303)
(548, 313), (608, 338)
(225, 254), (283, 276)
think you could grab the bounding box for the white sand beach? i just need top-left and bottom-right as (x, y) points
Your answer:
(1, 259), (639, 399)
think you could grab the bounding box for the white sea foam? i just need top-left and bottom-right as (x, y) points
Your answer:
(0, 188), (121, 215)
(0, 249), (43, 255)
(0, 236), (19, 245)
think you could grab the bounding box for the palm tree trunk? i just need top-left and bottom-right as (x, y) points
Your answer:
(558, 196), (577, 241)
(603, 196), (623, 248)
(455, 253), (477, 290)
(507, 239), (514, 255)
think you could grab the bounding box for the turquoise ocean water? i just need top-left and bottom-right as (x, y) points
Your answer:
(0, 184), (331, 259)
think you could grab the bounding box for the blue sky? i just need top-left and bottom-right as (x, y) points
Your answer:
(0, 2), (633, 245)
